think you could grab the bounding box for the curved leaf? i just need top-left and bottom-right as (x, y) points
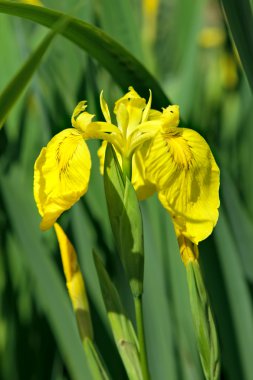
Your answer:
(0, 1), (169, 109)
(0, 166), (92, 380)
(221, 0), (253, 92)
(0, 13), (72, 128)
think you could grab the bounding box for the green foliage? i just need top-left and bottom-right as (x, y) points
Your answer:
(94, 253), (143, 380)
(104, 146), (144, 297)
(0, 0), (253, 379)
(0, 1), (169, 108)
(186, 261), (220, 380)
(221, 0), (253, 91)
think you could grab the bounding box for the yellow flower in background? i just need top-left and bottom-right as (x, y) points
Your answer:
(19, 0), (43, 6)
(34, 87), (220, 244)
(198, 27), (226, 49)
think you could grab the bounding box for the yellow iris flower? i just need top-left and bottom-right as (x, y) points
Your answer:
(34, 87), (219, 244)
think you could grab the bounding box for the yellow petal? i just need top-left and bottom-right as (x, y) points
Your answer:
(54, 223), (93, 340)
(148, 109), (162, 120)
(141, 90), (152, 123)
(115, 102), (129, 136)
(161, 105), (180, 128)
(146, 127), (220, 243)
(132, 148), (156, 201)
(114, 87), (146, 135)
(100, 91), (111, 123)
(71, 101), (95, 132)
(54, 223), (78, 283)
(97, 141), (109, 175)
(20, 0), (42, 5)
(34, 129), (91, 230)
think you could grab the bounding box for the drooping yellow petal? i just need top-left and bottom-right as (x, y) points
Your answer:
(145, 126), (220, 244)
(54, 223), (93, 340)
(34, 129), (91, 230)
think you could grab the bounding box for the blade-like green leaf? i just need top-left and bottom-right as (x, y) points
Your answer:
(104, 145), (144, 297)
(221, 0), (253, 92)
(186, 260), (220, 380)
(104, 145), (125, 252)
(96, 0), (143, 61)
(94, 252), (143, 380)
(0, 166), (92, 380)
(222, 172), (253, 282)
(142, 197), (202, 379)
(0, 1), (169, 109)
(83, 339), (111, 380)
(120, 178), (144, 297)
(0, 10), (72, 128)
(214, 208), (253, 380)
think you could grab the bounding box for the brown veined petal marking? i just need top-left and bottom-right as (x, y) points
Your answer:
(34, 129), (91, 230)
(145, 127), (220, 244)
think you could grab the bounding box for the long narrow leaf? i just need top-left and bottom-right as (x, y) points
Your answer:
(94, 252), (143, 380)
(222, 172), (253, 282)
(0, 10), (72, 128)
(0, 1), (169, 109)
(0, 167), (92, 380)
(221, 0), (253, 92)
(214, 208), (253, 380)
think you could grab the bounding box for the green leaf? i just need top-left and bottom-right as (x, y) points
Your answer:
(83, 339), (111, 380)
(104, 144), (125, 248)
(0, 166), (92, 380)
(222, 172), (253, 282)
(104, 145), (144, 297)
(0, 10), (72, 128)
(214, 208), (253, 380)
(0, 1), (169, 109)
(96, 0), (144, 61)
(186, 260), (220, 380)
(221, 0), (253, 92)
(94, 252), (143, 380)
(70, 202), (128, 380)
(120, 178), (144, 297)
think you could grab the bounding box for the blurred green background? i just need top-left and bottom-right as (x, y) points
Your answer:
(0, 0), (253, 379)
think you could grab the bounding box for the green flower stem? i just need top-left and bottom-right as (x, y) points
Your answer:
(134, 295), (151, 380)
(122, 156), (132, 181)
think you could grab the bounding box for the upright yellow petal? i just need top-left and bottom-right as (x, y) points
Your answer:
(161, 105), (180, 128)
(34, 129), (91, 230)
(71, 101), (95, 132)
(114, 87), (146, 136)
(100, 91), (111, 123)
(146, 127), (220, 243)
